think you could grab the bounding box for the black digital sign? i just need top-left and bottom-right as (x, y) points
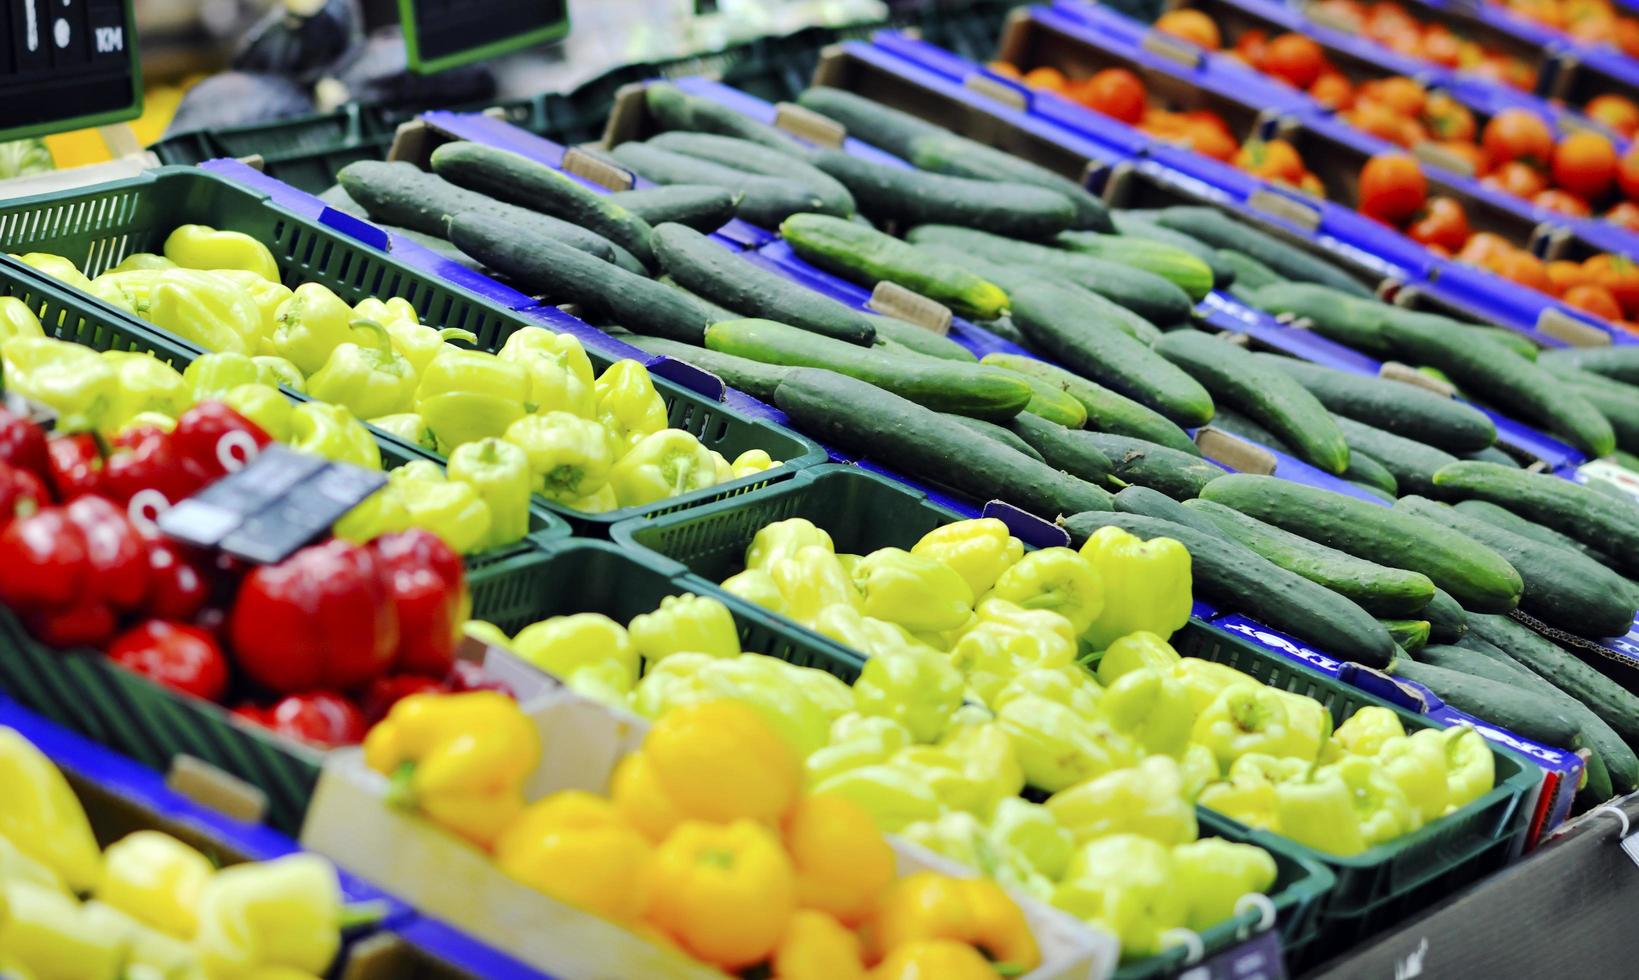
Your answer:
(0, 0), (140, 141)
(398, 0), (569, 74)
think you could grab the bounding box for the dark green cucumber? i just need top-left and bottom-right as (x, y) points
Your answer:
(793, 86), (947, 157)
(609, 142), (833, 225)
(1108, 212), (1236, 288)
(1059, 511), (1398, 667)
(644, 83), (805, 152)
(657, 275), (739, 322)
(774, 369), (1113, 516)
(1463, 445), (1521, 468)
(977, 314), (1032, 351)
(648, 132), (855, 216)
(1453, 499), (1615, 567)
(946, 415), (1043, 461)
(905, 224), (1194, 326)
(1184, 498), (1437, 616)
(1373, 307), (1616, 458)
(1006, 413), (1116, 486)
(1146, 206), (1372, 297)
(1241, 283), (1395, 356)
(1353, 482), (1398, 503)
(1202, 406), (1398, 495)
(1251, 353), (1497, 453)
(446, 212), (714, 343)
(621, 335), (788, 401)
(428, 141), (659, 269)
(1540, 345), (1639, 385)
(704, 318), (1029, 419)
(781, 214), (1008, 320)
(865, 314), (978, 362)
(607, 185), (736, 232)
(1379, 618), (1430, 653)
(652, 223), (875, 345)
(1389, 661), (1579, 748)
(1393, 496), (1637, 636)
(1011, 282), (1214, 428)
(1056, 232), (1214, 301)
(1423, 588), (1468, 641)
(337, 160), (620, 262)
(1200, 474), (1525, 612)
(984, 367), (1087, 427)
(980, 353), (1201, 454)
(1464, 326), (1539, 361)
(1332, 416), (1458, 497)
(1431, 462), (1639, 575)
(1114, 485), (1227, 536)
(1216, 249), (1283, 292)
(1543, 366), (1639, 452)
(1153, 329), (1349, 474)
(1418, 642), (1532, 686)
(1078, 432), (1227, 500)
(808, 149), (1074, 239)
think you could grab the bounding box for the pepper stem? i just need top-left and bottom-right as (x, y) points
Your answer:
(348, 318), (397, 357)
(386, 761), (418, 810)
(437, 328), (479, 345)
(337, 899), (391, 931)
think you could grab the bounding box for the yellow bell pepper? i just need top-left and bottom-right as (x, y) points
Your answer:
(162, 224), (280, 282)
(730, 448), (777, 479)
(0, 833), (67, 893)
(0, 336), (118, 432)
(493, 791), (653, 922)
(512, 612), (639, 704)
(95, 830), (214, 938)
(415, 349), (530, 451)
(0, 727), (102, 891)
(607, 428), (717, 507)
(77, 900), (201, 978)
(99, 350), (189, 434)
(948, 598), (1078, 707)
(290, 402), (381, 469)
(497, 327), (596, 416)
(870, 872), (1040, 972)
(1078, 525), (1192, 648)
(306, 320), (417, 421)
(721, 567), (788, 616)
(110, 252), (175, 273)
(145, 269), (264, 355)
(769, 545), (862, 627)
(221, 383), (295, 442)
(851, 547), (974, 633)
(985, 546), (1104, 636)
(871, 939), (999, 980)
(911, 518), (1025, 598)
(746, 517), (834, 571)
(271, 283), (357, 376)
(213, 270), (293, 343)
(354, 297), (418, 325)
(645, 819), (796, 971)
(194, 854), (344, 978)
(772, 909), (867, 980)
(0, 297), (44, 343)
(503, 411), (612, 502)
(0, 880), (124, 980)
(1095, 630), (1182, 685)
(445, 437), (533, 552)
(627, 593), (741, 664)
(594, 359), (668, 453)
(13, 253), (92, 292)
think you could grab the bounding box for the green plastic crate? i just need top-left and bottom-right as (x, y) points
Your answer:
(616, 463), (1538, 968)
(150, 102), (399, 194)
(0, 166), (824, 535)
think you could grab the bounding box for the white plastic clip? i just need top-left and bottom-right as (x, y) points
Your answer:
(216, 430), (261, 474)
(126, 489), (170, 537)
(1593, 803), (1631, 838)
(1161, 927), (1206, 966)
(1235, 892), (1278, 940)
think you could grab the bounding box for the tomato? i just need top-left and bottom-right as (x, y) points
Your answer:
(1233, 28), (1270, 67)
(1551, 130), (1618, 202)
(1080, 68), (1146, 124)
(1235, 138), (1308, 183)
(1586, 94), (1639, 140)
(1261, 33), (1327, 89)
(1617, 145), (1639, 201)
(1349, 101), (1416, 146)
(1585, 253), (1639, 318)
(1420, 24), (1463, 66)
(1179, 119), (1239, 161)
(1605, 200), (1639, 232)
(1483, 160), (1548, 198)
(1407, 196), (1472, 252)
(1022, 66), (1068, 92)
(1546, 259), (1593, 295)
(1532, 188), (1592, 217)
(1359, 152), (1428, 225)
(1458, 231), (1515, 264)
(987, 61), (1022, 80)
(1485, 250), (1553, 294)
(1155, 9), (1222, 49)
(1434, 139), (1491, 177)
(1299, 172), (1327, 197)
(1309, 72), (1355, 110)
(1618, 16), (1639, 58)
(1366, 2), (1421, 42)
(1362, 76), (1427, 118)
(1563, 283), (1624, 321)
(1481, 108), (1555, 169)
(1422, 92), (1476, 141)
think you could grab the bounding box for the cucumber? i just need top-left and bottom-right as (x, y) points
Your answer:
(1251, 353), (1498, 453)
(865, 314), (978, 362)
(1216, 249), (1283, 292)
(774, 368), (1113, 516)
(984, 366), (1087, 427)
(621, 334), (789, 401)
(1060, 512), (1399, 667)
(1200, 474), (1525, 612)
(946, 414), (1043, 462)
(793, 86), (949, 157)
(1057, 232), (1214, 301)
(1393, 496), (1637, 636)
(1114, 485), (1226, 534)
(652, 223), (875, 345)
(808, 149), (1075, 239)
(977, 314), (1033, 351)
(1109, 211), (1236, 288)
(647, 131), (855, 216)
(1379, 618), (1430, 653)
(1418, 642), (1532, 685)
(1353, 482), (1398, 504)
(1241, 282), (1395, 356)
(657, 275), (740, 322)
(1153, 329), (1350, 474)
(1464, 445), (1520, 468)
(1078, 433), (1227, 500)
(445, 212), (716, 343)
(1453, 498), (1622, 571)
(1432, 461), (1639, 574)
(1373, 307), (1616, 458)
(428, 141), (659, 270)
(906, 224), (1194, 326)
(1332, 416), (1458, 497)
(1006, 413), (1115, 486)
(1540, 345), (1639, 385)
(1201, 406), (1397, 495)
(1146, 206), (1373, 297)
(1464, 326), (1539, 361)
(781, 214), (1008, 320)
(337, 160), (621, 263)
(1183, 498), (1437, 616)
(1389, 661), (1580, 748)
(1543, 366), (1639, 452)
(1347, 456), (1403, 498)
(644, 83), (805, 153)
(1467, 614), (1639, 766)
(1011, 283), (1215, 428)
(1423, 588), (1468, 641)
(608, 185), (737, 232)
(704, 318), (1029, 420)
(980, 354), (1201, 454)
(609, 142), (833, 225)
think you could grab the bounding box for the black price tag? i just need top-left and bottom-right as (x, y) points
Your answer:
(158, 444), (387, 564)
(1179, 929), (1286, 980)
(398, 0), (569, 74)
(0, 0), (140, 141)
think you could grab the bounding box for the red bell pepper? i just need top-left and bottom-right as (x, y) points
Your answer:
(361, 674), (449, 724)
(227, 538), (399, 694)
(0, 508), (88, 610)
(64, 495), (149, 613)
(140, 535), (209, 622)
(172, 401), (271, 488)
(27, 600), (117, 649)
(45, 433), (104, 501)
(446, 659), (516, 699)
(0, 408), (48, 482)
(0, 460), (49, 527)
(104, 425), (203, 506)
(241, 692), (366, 748)
(108, 620), (229, 701)
(369, 529), (468, 678)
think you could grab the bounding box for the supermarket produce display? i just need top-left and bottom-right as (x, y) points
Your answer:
(11, 0), (1639, 975)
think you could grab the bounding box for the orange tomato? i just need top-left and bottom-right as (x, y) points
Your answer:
(1458, 231), (1515, 264)
(1299, 172), (1327, 197)
(987, 61), (1022, 80)
(1605, 200), (1639, 232)
(1551, 130), (1618, 201)
(1080, 68), (1147, 125)
(1233, 28), (1270, 67)
(1359, 152), (1428, 224)
(1420, 24), (1463, 66)
(1179, 119), (1240, 161)
(1564, 283), (1624, 320)
(1422, 92), (1476, 141)
(1363, 76), (1427, 117)
(1585, 253), (1639, 317)
(1262, 33), (1328, 89)
(1435, 139), (1491, 177)
(1617, 16), (1639, 58)
(1483, 160), (1547, 198)
(1546, 259), (1593, 294)
(1155, 9), (1223, 49)
(1022, 66), (1068, 92)
(1618, 145), (1639, 201)
(1532, 188), (1592, 217)
(1310, 72), (1355, 110)
(1236, 138), (1308, 183)
(1349, 101), (1416, 146)
(1486, 250), (1553, 293)
(1407, 196), (1472, 252)
(1586, 94), (1639, 139)
(1481, 108), (1555, 169)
